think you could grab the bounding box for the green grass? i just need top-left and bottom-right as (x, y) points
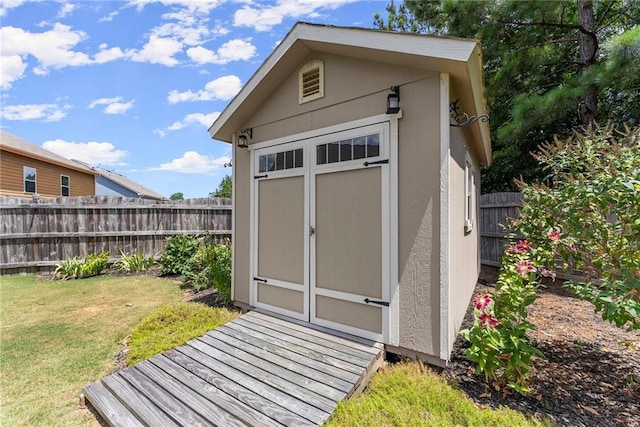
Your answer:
(127, 302), (241, 365)
(326, 362), (547, 427)
(0, 274), (184, 426)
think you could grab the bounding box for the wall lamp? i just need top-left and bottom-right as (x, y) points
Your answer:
(386, 86), (400, 114)
(237, 128), (252, 148)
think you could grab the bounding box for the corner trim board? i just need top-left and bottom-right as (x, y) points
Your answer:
(439, 73), (451, 361)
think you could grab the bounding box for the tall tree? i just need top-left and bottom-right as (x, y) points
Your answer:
(210, 175), (232, 198)
(375, 0), (639, 192)
(169, 192), (184, 201)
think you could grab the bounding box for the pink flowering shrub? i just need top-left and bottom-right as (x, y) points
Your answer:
(461, 237), (557, 394)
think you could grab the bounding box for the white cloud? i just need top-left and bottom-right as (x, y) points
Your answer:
(98, 11), (119, 23)
(0, 0), (26, 17)
(234, 0), (354, 32)
(148, 151), (230, 174)
(168, 75), (242, 103)
(0, 54), (27, 89)
(43, 140), (128, 166)
(187, 39), (256, 65)
(127, 0), (222, 15)
(128, 35), (183, 66)
(57, 3), (75, 18)
(0, 103), (71, 122)
(153, 129), (167, 137)
(167, 112), (220, 131)
(88, 96), (135, 114)
(93, 45), (127, 64)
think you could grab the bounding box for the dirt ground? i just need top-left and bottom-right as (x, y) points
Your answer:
(443, 267), (640, 427)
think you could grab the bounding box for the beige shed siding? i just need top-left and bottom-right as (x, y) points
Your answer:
(0, 149), (95, 198)
(233, 51), (444, 357)
(233, 145), (251, 305)
(447, 126), (480, 352)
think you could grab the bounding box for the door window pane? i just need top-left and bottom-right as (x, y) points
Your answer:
(259, 148), (304, 173)
(327, 142), (339, 163)
(276, 152), (285, 170)
(366, 134), (380, 158)
(317, 144), (327, 165)
(353, 137), (366, 160)
(294, 148), (303, 168)
(259, 155), (267, 172)
(267, 153), (276, 171)
(340, 140), (352, 161)
(285, 150), (294, 169)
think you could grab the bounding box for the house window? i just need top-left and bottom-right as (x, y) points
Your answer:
(299, 59), (324, 104)
(316, 133), (380, 165)
(61, 175), (70, 197)
(258, 148), (303, 173)
(24, 166), (36, 193)
(465, 153), (475, 233)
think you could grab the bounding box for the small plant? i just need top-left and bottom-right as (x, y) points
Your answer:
(183, 241), (232, 301)
(115, 250), (155, 272)
(127, 302), (240, 365)
(54, 252), (109, 280)
(160, 234), (201, 276)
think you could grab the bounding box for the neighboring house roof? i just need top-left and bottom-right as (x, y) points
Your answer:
(73, 160), (166, 200)
(0, 130), (96, 175)
(208, 22), (491, 165)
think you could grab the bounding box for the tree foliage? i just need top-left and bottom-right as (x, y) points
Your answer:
(169, 192), (184, 201)
(374, 0), (640, 192)
(210, 175), (232, 198)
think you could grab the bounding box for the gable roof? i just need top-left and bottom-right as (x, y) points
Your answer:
(73, 160), (166, 200)
(208, 22), (491, 165)
(0, 130), (96, 175)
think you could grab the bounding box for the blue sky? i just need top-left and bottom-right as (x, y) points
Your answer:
(1, 0), (387, 198)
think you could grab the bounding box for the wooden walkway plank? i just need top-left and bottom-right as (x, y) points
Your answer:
(118, 368), (219, 427)
(149, 355), (284, 427)
(83, 381), (144, 427)
(243, 311), (377, 359)
(185, 338), (336, 418)
(253, 308), (384, 350)
(162, 350), (313, 427)
(177, 343), (328, 425)
(213, 324), (360, 384)
(223, 321), (366, 375)
(232, 317), (372, 368)
(135, 361), (253, 427)
(102, 372), (181, 427)
(207, 328), (353, 393)
(197, 333), (346, 401)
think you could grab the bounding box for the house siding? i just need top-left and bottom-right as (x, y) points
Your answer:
(0, 149), (95, 198)
(95, 176), (139, 198)
(233, 52), (444, 357)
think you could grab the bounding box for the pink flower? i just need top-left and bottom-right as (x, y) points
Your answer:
(508, 240), (532, 254)
(478, 312), (499, 328)
(473, 294), (493, 310)
(547, 228), (561, 242)
(539, 267), (556, 280)
(515, 260), (536, 277)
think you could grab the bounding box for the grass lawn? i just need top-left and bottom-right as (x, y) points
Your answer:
(0, 274), (184, 426)
(327, 362), (547, 426)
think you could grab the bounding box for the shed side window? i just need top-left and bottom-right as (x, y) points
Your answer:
(465, 152), (475, 233)
(258, 148), (304, 173)
(61, 175), (70, 197)
(24, 166), (36, 193)
(299, 59), (324, 104)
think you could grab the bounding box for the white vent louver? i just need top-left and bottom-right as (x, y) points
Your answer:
(299, 60), (324, 104)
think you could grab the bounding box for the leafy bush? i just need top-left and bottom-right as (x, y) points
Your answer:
(160, 234), (201, 275)
(184, 242), (232, 299)
(114, 250), (155, 272)
(127, 302), (240, 365)
(54, 252), (110, 280)
(516, 124), (640, 330)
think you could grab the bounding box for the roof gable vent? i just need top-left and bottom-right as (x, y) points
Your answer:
(299, 59), (324, 104)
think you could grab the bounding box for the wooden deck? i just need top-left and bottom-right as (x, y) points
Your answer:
(83, 310), (385, 426)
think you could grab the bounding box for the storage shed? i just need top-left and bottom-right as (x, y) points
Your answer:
(209, 23), (491, 366)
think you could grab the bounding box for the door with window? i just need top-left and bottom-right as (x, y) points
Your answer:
(253, 123), (389, 340)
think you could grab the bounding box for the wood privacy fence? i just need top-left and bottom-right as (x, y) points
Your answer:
(479, 192), (522, 267)
(0, 196), (232, 273)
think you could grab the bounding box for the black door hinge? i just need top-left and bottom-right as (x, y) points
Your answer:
(253, 277), (268, 283)
(363, 159), (389, 167)
(364, 298), (389, 307)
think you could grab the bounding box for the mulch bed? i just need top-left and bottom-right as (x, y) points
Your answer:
(442, 267), (640, 427)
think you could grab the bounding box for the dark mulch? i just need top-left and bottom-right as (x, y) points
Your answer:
(443, 267), (640, 427)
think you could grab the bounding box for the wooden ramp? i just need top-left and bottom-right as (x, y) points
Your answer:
(83, 310), (385, 426)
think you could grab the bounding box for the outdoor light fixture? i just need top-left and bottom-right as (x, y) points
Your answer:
(386, 86), (400, 114)
(237, 128), (252, 148)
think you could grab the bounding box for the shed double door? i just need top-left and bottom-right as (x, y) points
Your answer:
(252, 123), (390, 341)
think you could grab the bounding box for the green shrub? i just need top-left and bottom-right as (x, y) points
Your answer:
(184, 242), (232, 299)
(127, 302), (240, 365)
(115, 250), (155, 272)
(160, 234), (200, 275)
(54, 252), (109, 280)
(210, 243), (231, 302)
